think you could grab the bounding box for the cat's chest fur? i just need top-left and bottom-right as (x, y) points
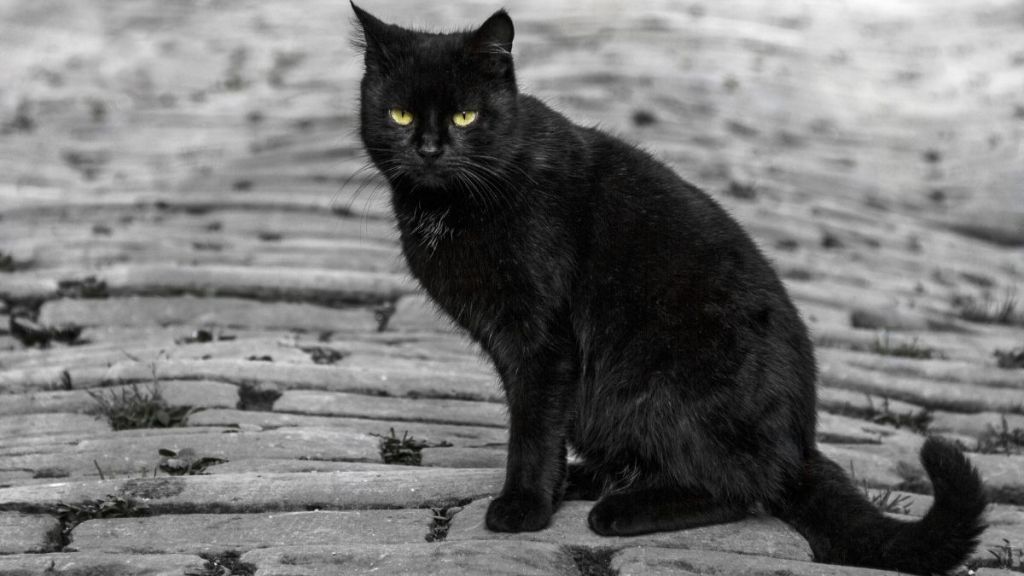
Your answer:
(395, 203), (574, 350)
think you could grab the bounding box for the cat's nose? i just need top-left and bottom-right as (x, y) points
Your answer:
(416, 140), (443, 160)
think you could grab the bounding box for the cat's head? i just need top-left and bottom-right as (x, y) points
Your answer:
(352, 3), (519, 200)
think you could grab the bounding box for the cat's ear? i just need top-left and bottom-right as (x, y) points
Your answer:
(351, 2), (397, 70)
(467, 9), (515, 56)
(466, 9), (515, 79)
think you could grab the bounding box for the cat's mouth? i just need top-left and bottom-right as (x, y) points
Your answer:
(415, 171), (448, 187)
(406, 162), (456, 188)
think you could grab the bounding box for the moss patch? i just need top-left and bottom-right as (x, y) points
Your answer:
(565, 546), (618, 576)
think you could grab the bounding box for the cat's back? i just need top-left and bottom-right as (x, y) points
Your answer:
(566, 119), (806, 341)
(575, 126), (767, 274)
(515, 94), (741, 248)
(516, 92), (789, 308)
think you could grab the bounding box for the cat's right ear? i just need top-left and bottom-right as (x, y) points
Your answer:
(466, 9), (515, 79)
(468, 9), (514, 55)
(351, 2), (396, 70)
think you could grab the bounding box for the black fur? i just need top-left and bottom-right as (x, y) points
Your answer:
(351, 5), (986, 573)
(777, 438), (987, 574)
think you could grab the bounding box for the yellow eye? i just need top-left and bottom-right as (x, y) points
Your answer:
(453, 111), (478, 127)
(389, 108), (413, 126)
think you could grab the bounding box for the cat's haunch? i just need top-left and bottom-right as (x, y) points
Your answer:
(352, 4), (986, 574)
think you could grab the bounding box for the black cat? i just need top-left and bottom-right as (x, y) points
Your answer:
(351, 4), (986, 574)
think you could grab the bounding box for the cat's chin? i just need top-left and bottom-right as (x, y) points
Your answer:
(402, 169), (465, 197)
(412, 172), (448, 188)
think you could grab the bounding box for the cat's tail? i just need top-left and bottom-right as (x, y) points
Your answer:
(775, 436), (986, 575)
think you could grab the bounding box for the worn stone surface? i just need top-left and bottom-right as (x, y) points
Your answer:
(69, 510), (432, 553)
(612, 547), (906, 576)
(203, 458), (417, 475)
(339, 333), (486, 363)
(95, 264), (416, 305)
(39, 296), (378, 332)
(0, 426), (379, 479)
(0, 413), (109, 437)
(816, 412), (887, 444)
(0, 469), (503, 512)
(929, 410), (1024, 439)
(0, 329), (326, 371)
(274, 390), (507, 427)
(826, 437), (1024, 503)
(448, 498), (813, 561)
(944, 207), (1024, 247)
(420, 446), (508, 468)
(819, 347), (1024, 390)
(0, 273), (59, 302)
(188, 409), (508, 446)
(100, 359), (503, 401)
(0, 388), (103, 417)
(0, 379), (238, 419)
(340, 354), (495, 379)
(387, 294), (455, 333)
(849, 306), (934, 332)
(0, 469), (35, 486)
(817, 387), (928, 418)
(0, 553), (208, 576)
(0, 511), (60, 553)
(819, 360), (1024, 413)
(811, 324), (1021, 364)
(0, 365), (110, 395)
(242, 542), (578, 576)
(817, 444), (906, 487)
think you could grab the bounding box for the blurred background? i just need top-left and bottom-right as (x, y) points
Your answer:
(1, 0), (1022, 274)
(2, 0), (1022, 251)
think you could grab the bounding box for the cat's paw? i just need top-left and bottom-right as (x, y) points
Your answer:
(587, 493), (639, 535)
(485, 492), (552, 532)
(564, 464), (602, 501)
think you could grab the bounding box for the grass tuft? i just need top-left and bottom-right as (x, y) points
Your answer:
(829, 395), (932, 434)
(301, 345), (345, 365)
(55, 495), (149, 539)
(870, 333), (943, 359)
(89, 382), (196, 431)
(371, 428), (451, 466)
(851, 463), (916, 515)
(1, 99), (34, 133)
(174, 328), (236, 345)
(425, 506), (461, 542)
(194, 551), (257, 576)
(236, 383), (282, 411)
(158, 448), (227, 476)
(867, 487), (914, 515)
(725, 180), (757, 201)
(954, 291), (1024, 326)
(974, 416), (1024, 455)
(56, 276), (108, 299)
(374, 301), (397, 332)
(0, 251), (21, 272)
(995, 346), (1024, 370)
(565, 546), (618, 576)
(9, 315), (84, 348)
(986, 539), (1023, 571)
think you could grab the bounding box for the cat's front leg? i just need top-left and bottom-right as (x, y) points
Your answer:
(486, 344), (576, 532)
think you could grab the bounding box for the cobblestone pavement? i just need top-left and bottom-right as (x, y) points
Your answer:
(1, 0), (1023, 574)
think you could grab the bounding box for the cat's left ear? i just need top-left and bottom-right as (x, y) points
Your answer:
(351, 2), (398, 70)
(467, 9), (515, 56)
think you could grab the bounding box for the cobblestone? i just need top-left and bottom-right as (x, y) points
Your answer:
(1, 0), (1021, 574)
